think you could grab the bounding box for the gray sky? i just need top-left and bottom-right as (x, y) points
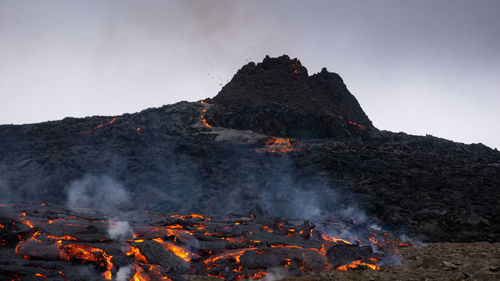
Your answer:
(1, 0), (499, 149)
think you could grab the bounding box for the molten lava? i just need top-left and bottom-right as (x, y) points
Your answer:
(62, 244), (114, 280)
(152, 238), (196, 262)
(2, 206), (410, 280)
(81, 117), (117, 135)
(336, 259), (380, 271)
(256, 137), (299, 153)
(200, 102), (213, 128)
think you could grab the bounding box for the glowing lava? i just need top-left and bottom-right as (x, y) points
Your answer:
(336, 259), (380, 271)
(81, 117), (117, 135)
(256, 137), (298, 153)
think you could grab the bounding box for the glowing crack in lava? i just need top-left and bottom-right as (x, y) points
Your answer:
(81, 117), (117, 135)
(200, 101), (213, 128)
(3, 205), (415, 280)
(255, 137), (299, 153)
(347, 120), (366, 131)
(61, 244), (114, 280)
(337, 115), (366, 132)
(337, 259), (381, 271)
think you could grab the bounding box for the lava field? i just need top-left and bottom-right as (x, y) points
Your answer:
(0, 55), (499, 280)
(0, 203), (413, 281)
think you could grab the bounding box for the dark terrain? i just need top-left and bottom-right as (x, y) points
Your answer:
(1, 55), (500, 281)
(0, 55), (499, 245)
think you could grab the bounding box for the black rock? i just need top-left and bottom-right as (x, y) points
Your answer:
(326, 244), (373, 267)
(206, 55), (375, 138)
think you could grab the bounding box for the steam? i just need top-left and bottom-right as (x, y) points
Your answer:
(66, 174), (130, 214)
(262, 268), (289, 281)
(115, 265), (132, 281)
(66, 174), (135, 241)
(341, 206), (369, 225)
(107, 221), (133, 241)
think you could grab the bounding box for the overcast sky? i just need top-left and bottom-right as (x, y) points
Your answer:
(1, 0), (499, 149)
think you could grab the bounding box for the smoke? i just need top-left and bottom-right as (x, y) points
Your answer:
(66, 174), (130, 214)
(66, 174), (137, 242)
(262, 267), (290, 281)
(115, 265), (132, 281)
(341, 206), (368, 225)
(107, 221), (133, 240)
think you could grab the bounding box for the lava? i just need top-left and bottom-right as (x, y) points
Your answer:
(130, 264), (172, 281)
(61, 244), (113, 280)
(81, 117), (117, 135)
(200, 101), (213, 128)
(46, 234), (78, 241)
(256, 137), (298, 153)
(320, 233), (352, 245)
(347, 120), (366, 131)
(126, 246), (148, 264)
(170, 213), (204, 220)
(1, 205), (410, 281)
(152, 238), (196, 262)
(368, 232), (412, 248)
(336, 259), (380, 271)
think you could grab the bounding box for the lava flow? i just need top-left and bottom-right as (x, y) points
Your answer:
(200, 101), (213, 128)
(255, 137), (299, 153)
(0, 204), (413, 280)
(81, 117), (117, 135)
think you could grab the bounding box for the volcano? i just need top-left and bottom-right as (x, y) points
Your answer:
(0, 55), (499, 280)
(206, 55), (374, 138)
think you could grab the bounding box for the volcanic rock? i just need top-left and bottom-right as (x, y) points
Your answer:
(326, 244), (373, 267)
(206, 55), (374, 138)
(135, 240), (190, 273)
(0, 55), (499, 245)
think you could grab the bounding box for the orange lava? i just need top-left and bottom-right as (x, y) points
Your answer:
(170, 214), (204, 220)
(200, 109), (213, 128)
(8, 210), (394, 279)
(46, 234), (78, 241)
(152, 238), (196, 262)
(347, 120), (366, 131)
(126, 246), (148, 264)
(320, 233), (352, 245)
(62, 244), (113, 280)
(336, 259), (380, 271)
(204, 247), (256, 267)
(257, 137), (298, 153)
(81, 117), (117, 135)
(131, 264), (172, 281)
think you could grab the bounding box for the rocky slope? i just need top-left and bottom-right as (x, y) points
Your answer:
(207, 55), (374, 138)
(0, 55), (499, 244)
(262, 242), (500, 281)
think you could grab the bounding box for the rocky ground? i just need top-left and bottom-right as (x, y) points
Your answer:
(0, 203), (414, 281)
(0, 55), (499, 280)
(282, 242), (500, 281)
(189, 242), (500, 281)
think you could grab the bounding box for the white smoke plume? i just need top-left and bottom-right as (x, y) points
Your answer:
(115, 265), (132, 281)
(66, 174), (136, 242)
(66, 174), (130, 214)
(262, 267), (289, 281)
(107, 221), (133, 241)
